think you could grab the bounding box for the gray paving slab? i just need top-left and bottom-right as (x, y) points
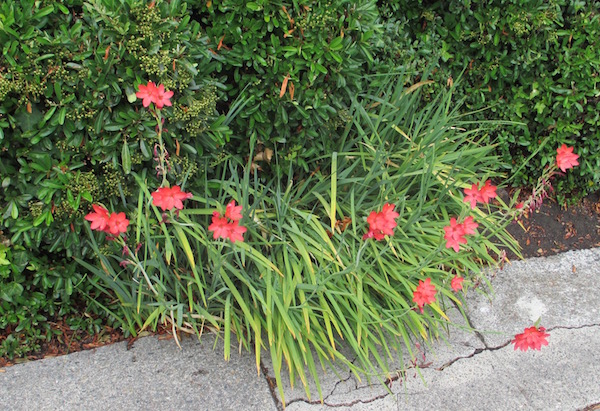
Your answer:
(0, 333), (277, 411)
(2, 248), (599, 411)
(467, 248), (600, 347)
(397, 325), (600, 411)
(265, 248), (600, 410)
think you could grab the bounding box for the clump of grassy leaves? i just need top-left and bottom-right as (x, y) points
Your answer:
(79, 74), (519, 405)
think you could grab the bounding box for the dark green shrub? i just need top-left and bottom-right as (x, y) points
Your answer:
(379, 0), (600, 201)
(0, 0), (228, 355)
(188, 0), (383, 172)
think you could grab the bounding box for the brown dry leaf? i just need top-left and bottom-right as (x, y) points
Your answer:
(279, 74), (290, 98)
(253, 147), (273, 164)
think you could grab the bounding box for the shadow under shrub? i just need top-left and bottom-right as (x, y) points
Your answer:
(82, 75), (519, 404)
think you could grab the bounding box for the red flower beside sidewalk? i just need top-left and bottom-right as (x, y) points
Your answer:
(512, 326), (550, 351)
(463, 180), (497, 209)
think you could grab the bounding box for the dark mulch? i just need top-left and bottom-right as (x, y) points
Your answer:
(506, 191), (600, 259)
(2, 192), (599, 368)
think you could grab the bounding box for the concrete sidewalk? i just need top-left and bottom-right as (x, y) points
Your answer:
(1, 248), (599, 411)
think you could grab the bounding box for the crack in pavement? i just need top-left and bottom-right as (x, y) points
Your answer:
(579, 401), (600, 411)
(436, 322), (600, 372)
(285, 369), (356, 408)
(260, 360), (285, 411)
(262, 323), (600, 408)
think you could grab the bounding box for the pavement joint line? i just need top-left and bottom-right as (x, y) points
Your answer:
(548, 323), (600, 331)
(286, 390), (393, 409)
(260, 360), (284, 411)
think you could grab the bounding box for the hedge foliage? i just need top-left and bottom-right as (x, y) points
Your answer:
(380, 0), (600, 201)
(1, 0), (598, 359)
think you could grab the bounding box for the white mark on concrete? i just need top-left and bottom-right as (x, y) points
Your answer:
(515, 295), (547, 322)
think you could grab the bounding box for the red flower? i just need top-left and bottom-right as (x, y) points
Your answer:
(224, 200), (243, 221)
(363, 203), (400, 241)
(412, 278), (437, 312)
(135, 81), (159, 108)
(479, 180), (497, 203)
(443, 216), (478, 252)
(556, 144), (579, 172)
(151, 186), (193, 211)
(208, 212), (232, 239)
(227, 221), (247, 242)
(451, 275), (464, 291)
(105, 212), (129, 235)
(154, 84), (174, 109)
(85, 204), (110, 231)
(135, 81), (174, 109)
(443, 217), (467, 252)
(463, 183), (481, 209)
(208, 201), (247, 243)
(512, 326), (550, 351)
(463, 180), (497, 209)
(461, 216), (479, 235)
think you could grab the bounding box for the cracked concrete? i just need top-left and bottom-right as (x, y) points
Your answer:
(0, 248), (598, 410)
(265, 248), (600, 410)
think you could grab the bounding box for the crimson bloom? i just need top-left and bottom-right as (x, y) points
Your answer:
(450, 275), (464, 291)
(224, 200), (243, 221)
(105, 212), (129, 235)
(84, 204), (110, 231)
(412, 278), (437, 312)
(363, 203), (399, 241)
(463, 180), (497, 209)
(443, 217), (468, 252)
(135, 81), (159, 108)
(154, 84), (174, 109)
(152, 186), (193, 211)
(512, 326), (550, 351)
(208, 213), (232, 239)
(443, 216), (478, 252)
(208, 201), (247, 243)
(135, 81), (174, 109)
(556, 144), (579, 172)
(85, 205), (129, 235)
(461, 216), (479, 235)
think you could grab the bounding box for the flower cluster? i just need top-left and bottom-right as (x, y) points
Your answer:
(556, 144), (579, 172)
(208, 200), (247, 243)
(412, 278), (437, 313)
(443, 216), (478, 252)
(512, 326), (550, 351)
(151, 186), (193, 211)
(136, 81), (174, 109)
(450, 275), (464, 291)
(84, 205), (129, 236)
(362, 203), (399, 241)
(463, 179), (497, 209)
